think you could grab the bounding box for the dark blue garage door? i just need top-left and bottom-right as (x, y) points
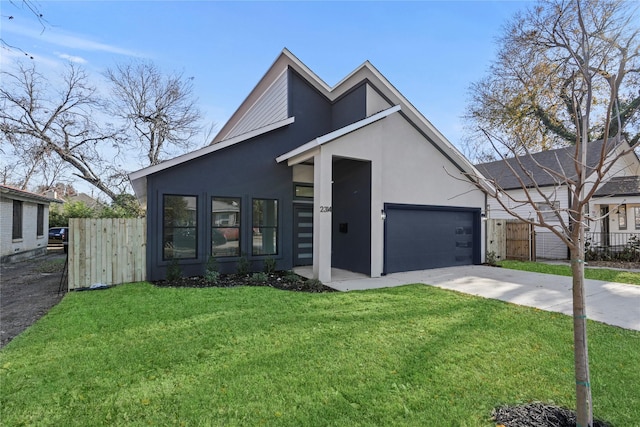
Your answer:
(384, 204), (480, 274)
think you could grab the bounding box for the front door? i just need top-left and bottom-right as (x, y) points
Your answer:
(293, 205), (313, 266)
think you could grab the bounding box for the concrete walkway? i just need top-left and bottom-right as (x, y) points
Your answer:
(308, 266), (640, 331)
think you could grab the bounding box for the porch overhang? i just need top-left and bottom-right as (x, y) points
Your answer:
(275, 105), (401, 166)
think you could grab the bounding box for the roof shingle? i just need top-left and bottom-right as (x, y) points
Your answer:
(475, 140), (615, 189)
(593, 176), (640, 197)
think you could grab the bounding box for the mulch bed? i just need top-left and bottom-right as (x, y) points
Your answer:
(493, 402), (611, 427)
(153, 271), (337, 293)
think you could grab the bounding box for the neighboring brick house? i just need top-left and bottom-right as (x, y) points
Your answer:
(1, 185), (62, 262)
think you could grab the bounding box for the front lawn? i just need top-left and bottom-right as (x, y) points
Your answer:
(1, 283), (638, 426)
(498, 260), (640, 285)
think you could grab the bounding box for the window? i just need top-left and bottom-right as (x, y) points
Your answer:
(37, 204), (44, 236)
(252, 199), (278, 256)
(536, 201), (560, 221)
(294, 183), (313, 199)
(212, 197), (241, 257)
(635, 207), (640, 230)
(163, 195), (197, 260)
(618, 204), (627, 230)
(12, 200), (23, 240)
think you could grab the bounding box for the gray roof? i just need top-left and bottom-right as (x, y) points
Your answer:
(0, 185), (62, 204)
(475, 140), (614, 190)
(593, 176), (640, 197)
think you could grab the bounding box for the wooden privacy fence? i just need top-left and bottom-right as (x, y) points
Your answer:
(68, 218), (146, 290)
(506, 220), (536, 261)
(486, 219), (507, 261)
(486, 219), (536, 261)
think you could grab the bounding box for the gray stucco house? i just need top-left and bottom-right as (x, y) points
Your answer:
(130, 49), (487, 282)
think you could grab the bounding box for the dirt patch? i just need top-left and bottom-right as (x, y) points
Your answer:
(0, 246), (67, 349)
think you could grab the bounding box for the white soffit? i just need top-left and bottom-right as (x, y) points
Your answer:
(276, 105), (401, 164)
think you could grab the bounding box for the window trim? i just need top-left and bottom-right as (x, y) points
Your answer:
(293, 182), (314, 200)
(162, 194), (198, 261)
(252, 198), (279, 257)
(37, 204), (45, 237)
(211, 196), (242, 258)
(618, 204), (627, 230)
(536, 201), (560, 222)
(12, 200), (23, 240)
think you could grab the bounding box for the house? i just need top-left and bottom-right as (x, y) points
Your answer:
(129, 49), (488, 282)
(591, 175), (640, 250)
(44, 189), (106, 214)
(475, 140), (640, 259)
(1, 185), (62, 263)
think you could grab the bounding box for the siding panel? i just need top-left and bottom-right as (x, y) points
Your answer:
(226, 70), (288, 139)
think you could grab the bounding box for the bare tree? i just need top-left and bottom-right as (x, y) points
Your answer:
(105, 61), (202, 166)
(0, 136), (71, 190)
(467, 1), (639, 425)
(463, 0), (640, 162)
(0, 62), (127, 201)
(0, 0), (47, 60)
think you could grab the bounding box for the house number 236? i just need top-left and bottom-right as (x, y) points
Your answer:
(319, 206), (332, 213)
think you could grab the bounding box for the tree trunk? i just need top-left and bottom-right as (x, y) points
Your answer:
(570, 232), (593, 427)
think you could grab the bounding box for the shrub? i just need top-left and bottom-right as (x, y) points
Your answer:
(284, 270), (300, 282)
(303, 279), (325, 291)
(205, 255), (220, 284)
(236, 253), (250, 276)
(485, 251), (498, 266)
(250, 272), (268, 283)
(263, 257), (276, 274)
(166, 258), (182, 282)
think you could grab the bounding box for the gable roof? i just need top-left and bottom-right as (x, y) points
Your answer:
(215, 48), (480, 178)
(593, 176), (640, 197)
(129, 48), (488, 204)
(0, 185), (61, 204)
(475, 140), (617, 190)
(275, 105), (402, 164)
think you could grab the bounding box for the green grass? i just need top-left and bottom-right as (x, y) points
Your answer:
(499, 260), (640, 285)
(1, 284), (638, 426)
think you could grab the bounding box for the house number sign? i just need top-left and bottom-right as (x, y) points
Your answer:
(319, 206), (332, 213)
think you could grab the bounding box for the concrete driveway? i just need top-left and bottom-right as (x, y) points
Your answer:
(326, 265), (640, 331)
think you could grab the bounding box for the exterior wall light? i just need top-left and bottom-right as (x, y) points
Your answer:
(381, 210), (386, 220)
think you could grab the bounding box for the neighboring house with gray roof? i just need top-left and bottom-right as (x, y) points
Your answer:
(44, 189), (106, 212)
(1, 185), (62, 262)
(476, 140), (640, 259)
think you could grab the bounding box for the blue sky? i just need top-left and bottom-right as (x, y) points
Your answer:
(2, 0), (529, 165)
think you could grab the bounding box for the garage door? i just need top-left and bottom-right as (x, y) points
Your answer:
(384, 204), (480, 274)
